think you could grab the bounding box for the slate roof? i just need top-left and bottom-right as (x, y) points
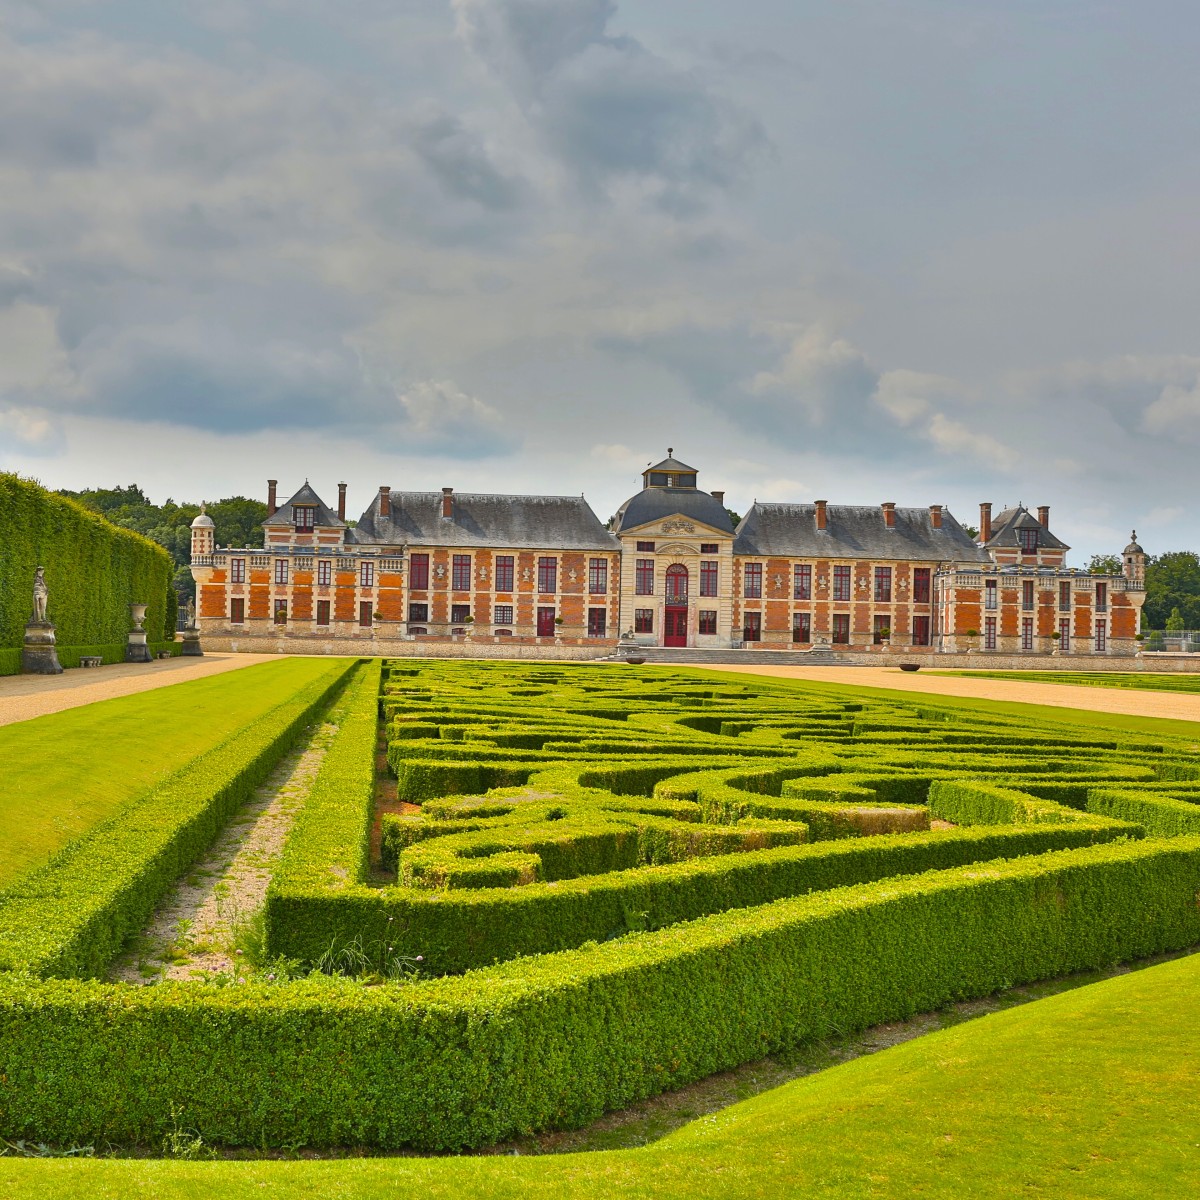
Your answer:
(983, 506), (1069, 551)
(1124, 531), (1144, 555)
(264, 483), (345, 528)
(733, 503), (989, 562)
(645, 454), (698, 475)
(614, 487), (736, 535)
(353, 492), (619, 550)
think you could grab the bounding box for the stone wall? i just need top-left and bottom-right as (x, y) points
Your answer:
(203, 634), (609, 661)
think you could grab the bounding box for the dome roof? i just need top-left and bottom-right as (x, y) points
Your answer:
(191, 503), (215, 529)
(614, 487), (734, 535)
(1124, 530), (1144, 555)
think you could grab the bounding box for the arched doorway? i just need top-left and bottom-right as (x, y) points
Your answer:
(664, 564), (688, 647)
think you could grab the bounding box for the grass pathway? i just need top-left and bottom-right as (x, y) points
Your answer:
(108, 713), (342, 983)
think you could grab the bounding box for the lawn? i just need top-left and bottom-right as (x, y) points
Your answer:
(932, 669), (1200, 695)
(0, 658), (352, 890)
(3, 946), (1197, 1198)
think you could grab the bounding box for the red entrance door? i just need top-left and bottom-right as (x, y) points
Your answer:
(537, 607), (556, 637)
(664, 607), (688, 647)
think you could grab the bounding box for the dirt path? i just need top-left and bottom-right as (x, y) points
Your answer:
(684, 664), (1200, 724)
(108, 711), (340, 983)
(0, 653), (279, 728)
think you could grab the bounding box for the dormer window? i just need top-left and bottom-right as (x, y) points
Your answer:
(294, 506), (315, 531)
(1018, 528), (1038, 552)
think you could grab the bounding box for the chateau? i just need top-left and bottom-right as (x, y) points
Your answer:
(189, 452), (1146, 657)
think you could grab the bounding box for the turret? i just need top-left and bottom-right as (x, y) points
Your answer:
(190, 503), (215, 559)
(1123, 531), (1146, 586)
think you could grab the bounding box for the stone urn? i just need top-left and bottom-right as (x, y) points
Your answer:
(126, 602), (153, 663)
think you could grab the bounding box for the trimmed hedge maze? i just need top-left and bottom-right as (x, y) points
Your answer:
(4, 659), (1200, 1152)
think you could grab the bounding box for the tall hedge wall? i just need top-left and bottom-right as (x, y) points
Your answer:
(0, 474), (174, 653)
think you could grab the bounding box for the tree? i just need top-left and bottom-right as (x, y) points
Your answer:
(726, 508), (743, 528)
(961, 525), (980, 540)
(1143, 551), (1200, 630)
(1166, 607), (1186, 632)
(1088, 554), (1122, 575)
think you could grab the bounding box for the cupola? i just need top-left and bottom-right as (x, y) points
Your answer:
(643, 449), (699, 489)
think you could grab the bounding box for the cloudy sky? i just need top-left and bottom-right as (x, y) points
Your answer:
(1, 0), (1197, 557)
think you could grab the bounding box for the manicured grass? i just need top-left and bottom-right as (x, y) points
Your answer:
(686, 666), (1200, 744)
(932, 669), (1200, 695)
(3, 946), (1197, 1198)
(0, 660), (354, 891)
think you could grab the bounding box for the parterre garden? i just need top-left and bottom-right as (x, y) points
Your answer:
(4, 658), (1200, 1173)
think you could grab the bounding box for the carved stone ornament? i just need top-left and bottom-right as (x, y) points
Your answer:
(434, 563), (446, 580)
(857, 578), (869, 591)
(522, 567), (532, 582)
(477, 565), (489, 581)
(568, 568), (578, 582)
(660, 520), (695, 534)
(817, 576), (828, 589)
(772, 573), (784, 592)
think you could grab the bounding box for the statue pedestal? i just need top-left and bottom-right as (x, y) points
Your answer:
(126, 629), (153, 663)
(22, 621), (64, 675)
(181, 626), (204, 657)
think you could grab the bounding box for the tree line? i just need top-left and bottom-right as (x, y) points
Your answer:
(1089, 551), (1200, 630)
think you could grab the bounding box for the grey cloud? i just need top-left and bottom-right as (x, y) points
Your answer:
(454, 0), (768, 212)
(407, 107), (525, 212)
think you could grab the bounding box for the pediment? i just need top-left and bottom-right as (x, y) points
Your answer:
(621, 515), (730, 539)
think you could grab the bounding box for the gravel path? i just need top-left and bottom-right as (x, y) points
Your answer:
(688, 664), (1200, 725)
(108, 711), (340, 983)
(0, 653), (279, 728)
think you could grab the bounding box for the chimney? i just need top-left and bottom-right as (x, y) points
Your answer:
(267, 479), (277, 516)
(337, 482), (347, 522)
(979, 502), (992, 543)
(441, 486), (454, 520)
(379, 486), (391, 519)
(711, 490), (725, 505)
(881, 501), (896, 528)
(929, 504), (943, 530)
(1037, 505), (1050, 528)
(815, 500), (828, 531)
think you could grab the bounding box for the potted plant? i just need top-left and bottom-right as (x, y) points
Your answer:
(963, 628), (979, 654)
(1050, 629), (1061, 654)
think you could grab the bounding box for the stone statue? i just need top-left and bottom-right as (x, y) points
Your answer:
(32, 566), (48, 624)
(186, 597), (196, 628)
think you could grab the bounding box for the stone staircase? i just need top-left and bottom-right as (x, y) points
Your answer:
(599, 645), (856, 667)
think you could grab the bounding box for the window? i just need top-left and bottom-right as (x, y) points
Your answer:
(494, 555), (514, 592)
(792, 612), (811, 643)
(635, 559), (655, 595)
(588, 608), (607, 638)
(410, 627), (428, 636)
(1095, 619), (1107, 652)
(274, 599), (287, 625)
(359, 601), (372, 628)
(452, 554), (472, 591)
(1059, 582), (1071, 612)
(317, 560), (331, 586)
(832, 614), (851, 644)
(699, 610), (718, 636)
(1021, 617), (1034, 651)
(634, 608), (654, 633)
(874, 566), (892, 603)
(275, 559), (289, 585)
(537, 557), (557, 594)
(985, 617), (997, 649)
(744, 563), (763, 599)
(409, 553), (429, 590)
(912, 615), (931, 646)
(230, 558), (245, 584)
(294, 506), (314, 532)
(1059, 618), (1071, 651)
(700, 560), (719, 597)
(1019, 528), (1039, 552)
(833, 565), (851, 602)
(985, 579), (998, 610)
(665, 564), (688, 601)
(743, 611), (762, 642)
(451, 603), (471, 624)
(494, 605), (513, 625)
(316, 600), (330, 627)
(360, 560), (375, 588)
(913, 568), (931, 604)
(637, 541), (656, 552)
(589, 558), (608, 594)
(1096, 582), (1108, 612)
(1022, 580), (1035, 611)
(230, 598), (245, 624)
(495, 628), (512, 637)
(700, 543), (718, 554)
(873, 614), (891, 644)
(794, 564), (812, 600)
(408, 602), (428, 623)
(537, 606), (556, 637)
